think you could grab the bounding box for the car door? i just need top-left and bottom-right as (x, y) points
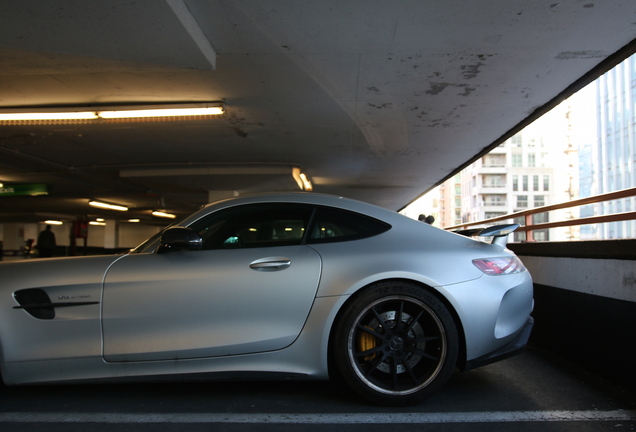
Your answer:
(101, 203), (321, 362)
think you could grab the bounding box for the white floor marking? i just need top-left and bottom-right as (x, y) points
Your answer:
(0, 410), (634, 424)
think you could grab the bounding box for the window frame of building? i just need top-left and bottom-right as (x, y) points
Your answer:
(516, 195), (528, 208)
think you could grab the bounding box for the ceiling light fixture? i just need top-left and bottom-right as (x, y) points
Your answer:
(98, 104), (223, 119)
(299, 172), (313, 191)
(89, 221), (107, 226)
(152, 211), (177, 219)
(0, 111), (98, 121)
(292, 167), (313, 191)
(89, 201), (129, 211)
(43, 220), (63, 225)
(0, 102), (224, 123)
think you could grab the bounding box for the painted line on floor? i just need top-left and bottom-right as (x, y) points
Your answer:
(0, 410), (635, 424)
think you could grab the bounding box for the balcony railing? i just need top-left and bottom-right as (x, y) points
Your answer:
(445, 187), (636, 241)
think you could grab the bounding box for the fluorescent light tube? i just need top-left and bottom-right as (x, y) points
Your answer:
(89, 201), (128, 211)
(0, 112), (98, 121)
(98, 106), (223, 119)
(0, 103), (223, 122)
(152, 211), (177, 219)
(43, 220), (63, 225)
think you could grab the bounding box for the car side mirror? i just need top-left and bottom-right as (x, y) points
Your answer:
(157, 227), (203, 253)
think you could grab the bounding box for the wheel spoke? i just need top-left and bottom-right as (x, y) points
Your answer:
(363, 352), (389, 377)
(401, 357), (420, 384)
(391, 356), (399, 389)
(355, 345), (384, 359)
(404, 310), (424, 334)
(395, 301), (405, 331)
(356, 323), (384, 339)
(410, 347), (440, 362)
(371, 307), (390, 330)
(411, 335), (440, 343)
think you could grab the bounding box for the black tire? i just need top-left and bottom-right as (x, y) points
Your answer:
(333, 281), (459, 406)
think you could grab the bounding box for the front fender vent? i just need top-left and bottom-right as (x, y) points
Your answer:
(13, 288), (55, 320)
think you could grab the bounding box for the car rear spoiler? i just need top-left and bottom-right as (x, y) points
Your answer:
(454, 224), (520, 247)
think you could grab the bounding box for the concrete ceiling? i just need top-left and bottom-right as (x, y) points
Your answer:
(0, 0), (635, 224)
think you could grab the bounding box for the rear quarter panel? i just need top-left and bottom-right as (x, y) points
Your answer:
(310, 221), (496, 298)
(308, 218), (533, 362)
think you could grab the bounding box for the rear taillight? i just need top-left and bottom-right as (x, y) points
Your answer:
(473, 256), (526, 276)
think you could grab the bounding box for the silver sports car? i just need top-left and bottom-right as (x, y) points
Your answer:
(0, 193), (533, 406)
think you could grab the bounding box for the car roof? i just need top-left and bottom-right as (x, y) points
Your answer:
(181, 192), (406, 226)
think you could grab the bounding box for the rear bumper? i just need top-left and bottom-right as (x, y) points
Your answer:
(462, 316), (534, 371)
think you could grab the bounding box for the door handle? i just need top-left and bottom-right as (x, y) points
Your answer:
(249, 257), (291, 271)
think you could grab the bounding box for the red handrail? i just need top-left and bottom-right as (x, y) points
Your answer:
(444, 187), (636, 241)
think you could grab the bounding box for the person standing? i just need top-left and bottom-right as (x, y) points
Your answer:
(37, 225), (56, 258)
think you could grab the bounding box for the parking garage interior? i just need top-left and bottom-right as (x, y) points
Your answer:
(1, 0), (635, 398)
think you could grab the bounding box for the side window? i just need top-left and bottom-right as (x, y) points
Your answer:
(188, 203), (313, 250)
(308, 207), (391, 244)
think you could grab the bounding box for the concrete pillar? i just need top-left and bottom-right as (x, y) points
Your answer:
(104, 220), (119, 249)
(2, 223), (24, 251)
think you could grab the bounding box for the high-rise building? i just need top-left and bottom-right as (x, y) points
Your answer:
(580, 53), (636, 239)
(438, 174), (462, 227)
(458, 108), (571, 241)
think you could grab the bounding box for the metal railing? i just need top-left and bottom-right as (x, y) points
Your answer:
(444, 187), (636, 241)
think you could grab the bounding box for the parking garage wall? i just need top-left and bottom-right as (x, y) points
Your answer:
(509, 240), (636, 391)
(0, 222), (160, 259)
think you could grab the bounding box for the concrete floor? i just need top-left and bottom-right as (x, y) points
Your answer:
(1, 346), (634, 432)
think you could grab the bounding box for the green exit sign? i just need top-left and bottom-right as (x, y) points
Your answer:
(0, 184), (48, 196)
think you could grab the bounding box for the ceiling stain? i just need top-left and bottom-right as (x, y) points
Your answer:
(368, 103), (393, 109)
(459, 86), (476, 96)
(426, 82), (477, 96)
(428, 119), (452, 128)
(232, 127), (248, 138)
(425, 82), (450, 95)
(461, 62), (484, 79)
(556, 50), (605, 59)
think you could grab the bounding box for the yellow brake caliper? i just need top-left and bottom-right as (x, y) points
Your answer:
(357, 327), (378, 361)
